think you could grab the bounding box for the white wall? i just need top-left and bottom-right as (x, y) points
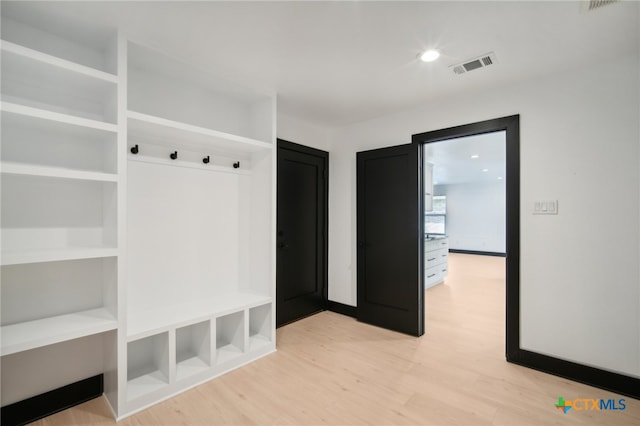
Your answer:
(327, 51), (640, 377)
(434, 182), (506, 253)
(277, 112), (331, 152)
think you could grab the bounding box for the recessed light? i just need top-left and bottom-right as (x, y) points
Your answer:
(420, 49), (440, 62)
(482, 169), (489, 172)
(471, 154), (479, 159)
(497, 176), (503, 180)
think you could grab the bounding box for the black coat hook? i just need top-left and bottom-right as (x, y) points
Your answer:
(170, 151), (178, 160)
(130, 144), (139, 154)
(233, 161), (240, 169)
(203, 156), (210, 164)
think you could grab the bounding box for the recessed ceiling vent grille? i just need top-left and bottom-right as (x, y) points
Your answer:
(450, 52), (498, 76)
(584, 0), (619, 11)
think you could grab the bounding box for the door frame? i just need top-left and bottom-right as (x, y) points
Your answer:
(413, 115), (640, 400)
(413, 115), (519, 356)
(276, 139), (329, 325)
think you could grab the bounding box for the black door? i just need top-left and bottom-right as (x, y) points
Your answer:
(357, 143), (423, 336)
(277, 139), (328, 326)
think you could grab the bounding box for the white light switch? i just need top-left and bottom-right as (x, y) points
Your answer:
(533, 200), (558, 215)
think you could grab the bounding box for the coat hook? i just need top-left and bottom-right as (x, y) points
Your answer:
(130, 144), (139, 154)
(203, 155), (210, 164)
(233, 161), (240, 169)
(170, 151), (178, 160)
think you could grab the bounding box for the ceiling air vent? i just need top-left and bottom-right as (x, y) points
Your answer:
(450, 52), (498, 76)
(584, 0), (619, 11)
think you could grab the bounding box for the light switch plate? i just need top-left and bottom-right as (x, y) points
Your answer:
(533, 200), (558, 215)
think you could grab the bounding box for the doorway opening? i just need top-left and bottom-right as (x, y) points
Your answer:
(354, 116), (518, 338)
(423, 131), (506, 291)
(412, 115), (520, 358)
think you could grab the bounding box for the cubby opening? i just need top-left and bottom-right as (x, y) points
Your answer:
(176, 321), (211, 381)
(215, 312), (245, 365)
(127, 333), (169, 401)
(1, 110), (117, 174)
(249, 304), (272, 351)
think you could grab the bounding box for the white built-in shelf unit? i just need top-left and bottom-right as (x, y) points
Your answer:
(124, 40), (275, 414)
(1, 5), (275, 420)
(0, 8), (122, 413)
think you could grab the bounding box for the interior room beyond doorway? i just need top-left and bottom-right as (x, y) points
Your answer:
(423, 131), (506, 293)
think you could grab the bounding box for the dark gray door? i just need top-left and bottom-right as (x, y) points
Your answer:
(277, 139), (328, 326)
(356, 143), (423, 336)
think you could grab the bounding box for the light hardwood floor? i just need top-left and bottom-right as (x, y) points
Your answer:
(33, 253), (639, 425)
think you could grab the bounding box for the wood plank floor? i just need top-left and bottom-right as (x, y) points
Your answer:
(33, 253), (639, 425)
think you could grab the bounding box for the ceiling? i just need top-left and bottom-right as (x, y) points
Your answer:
(2, 1), (638, 128)
(426, 131), (506, 185)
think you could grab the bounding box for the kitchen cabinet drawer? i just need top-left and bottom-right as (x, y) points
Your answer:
(425, 265), (444, 287)
(426, 237), (448, 252)
(425, 237), (448, 288)
(425, 247), (447, 267)
(425, 252), (448, 287)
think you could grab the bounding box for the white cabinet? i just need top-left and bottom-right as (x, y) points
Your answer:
(1, 10), (123, 411)
(1, 8), (275, 421)
(425, 237), (449, 288)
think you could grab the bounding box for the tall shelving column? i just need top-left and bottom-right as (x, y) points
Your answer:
(122, 40), (276, 416)
(0, 10), (123, 417)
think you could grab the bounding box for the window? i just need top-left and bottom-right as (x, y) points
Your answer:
(426, 195), (446, 235)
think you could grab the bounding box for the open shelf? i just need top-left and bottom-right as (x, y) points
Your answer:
(1, 107), (117, 174)
(1, 308), (117, 356)
(1, 11), (117, 75)
(1, 174), (117, 259)
(215, 311), (245, 365)
(127, 332), (170, 401)
(127, 292), (270, 340)
(0, 102), (118, 133)
(127, 40), (275, 146)
(0, 40), (118, 83)
(1, 162), (117, 182)
(1, 46), (117, 124)
(1, 247), (118, 266)
(128, 110), (272, 158)
(176, 321), (211, 381)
